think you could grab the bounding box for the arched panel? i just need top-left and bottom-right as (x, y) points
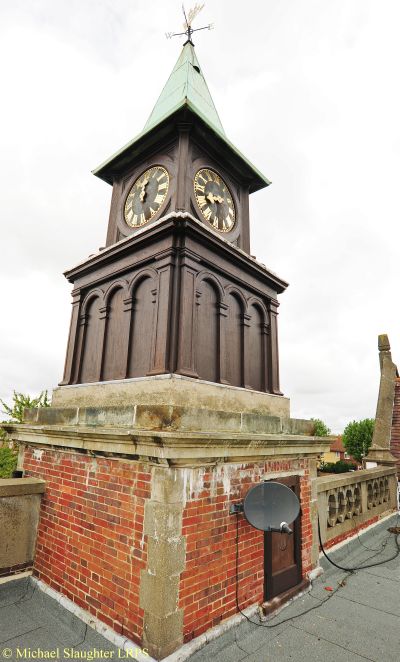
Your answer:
(80, 296), (102, 383)
(248, 303), (264, 391)
(128, 277), (156, 378)
(226, 293), (243, 387)
(102, 288), (127, 381)
(196, 279), (218, 383)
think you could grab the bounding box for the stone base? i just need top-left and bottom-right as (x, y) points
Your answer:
(364, 447), (397, 467)
(52, 374), (290, 417)
(3, 378), (331, 660)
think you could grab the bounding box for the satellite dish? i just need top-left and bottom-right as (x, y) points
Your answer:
(243, 481), (300, 532)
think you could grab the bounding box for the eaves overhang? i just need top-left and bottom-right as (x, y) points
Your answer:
(92, 101), (271, 194)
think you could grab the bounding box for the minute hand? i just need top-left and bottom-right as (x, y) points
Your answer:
(206, 192), (224, 204)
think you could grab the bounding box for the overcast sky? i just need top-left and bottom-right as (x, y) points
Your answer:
(1, 0), (399, 433)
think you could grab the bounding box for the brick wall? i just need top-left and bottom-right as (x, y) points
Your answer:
(23, 448), (314, 648)
(23, 447), (151, 644)
(391, 379), (400, 476)
(179, 459), (313, 642)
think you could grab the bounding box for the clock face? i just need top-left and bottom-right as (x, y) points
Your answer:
(124, 166), (169, 228)
(194, 168), (236, 232)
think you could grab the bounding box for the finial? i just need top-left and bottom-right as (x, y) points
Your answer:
(378, 334), (391, 352)
(165, 4), (213, 45)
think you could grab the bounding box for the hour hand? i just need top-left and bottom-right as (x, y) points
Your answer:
(206, 192), (224, 204)
(139, 177), (149, 202)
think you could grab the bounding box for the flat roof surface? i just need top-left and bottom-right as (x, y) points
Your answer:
(188, 513), (400, 662)
(0, 514), (398, 661)
(0, 577), (119, 659)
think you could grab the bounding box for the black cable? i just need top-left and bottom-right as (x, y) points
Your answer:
(233, 513), (345, 629)
(233, 510), (400, 631)
(351, 509), (399, 553)
(318, 514), (400, 572)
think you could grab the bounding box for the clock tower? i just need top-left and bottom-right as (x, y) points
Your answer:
(60, 40), (287, 393)
(8, 31), (329, 662)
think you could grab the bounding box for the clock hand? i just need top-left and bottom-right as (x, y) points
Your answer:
(206, 192), (224, 204)
(139, 177), (150, 202)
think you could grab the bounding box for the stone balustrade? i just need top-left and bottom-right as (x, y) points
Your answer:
(317, 466), (398, 545)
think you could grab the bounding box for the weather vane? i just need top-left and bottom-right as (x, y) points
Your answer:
(166, 4), (213, 44)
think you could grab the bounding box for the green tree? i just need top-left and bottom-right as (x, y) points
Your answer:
(0, 390), (50, 424)
(0, 446), (18, 478)
(342, 418), (374, 463)
(311, 418), (331, 437)
(0, 391), (50, 478)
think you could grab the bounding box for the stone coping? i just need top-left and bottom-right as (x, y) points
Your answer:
(6, 423), (330, 464)
(316, 466), (397, 492)
(0, 478), (46, 497)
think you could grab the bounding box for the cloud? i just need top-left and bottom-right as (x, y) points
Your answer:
(1, 0), (399, 434)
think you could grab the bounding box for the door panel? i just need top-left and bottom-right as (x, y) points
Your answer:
(264, 475), (302, 600)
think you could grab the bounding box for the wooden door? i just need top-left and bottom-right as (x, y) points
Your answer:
(264, 475), (302, 600)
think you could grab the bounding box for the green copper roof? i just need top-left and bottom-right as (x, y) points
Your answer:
(93, 42), (271, 191)
(144, 41), (225, 136)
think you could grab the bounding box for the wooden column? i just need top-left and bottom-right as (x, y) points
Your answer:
(242, 312), (252, 389)
(217, 301), (229, 384)
(175, 123), (192, 212)
(269, 300), (283, 395)
(60, 289), (81, 385)
(176, 267), (199, 378)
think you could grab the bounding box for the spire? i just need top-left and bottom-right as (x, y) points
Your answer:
(143, 41), (225, 137)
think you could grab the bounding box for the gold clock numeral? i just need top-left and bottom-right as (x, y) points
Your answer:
(132, 214), (138, 226)
(158, 182), (168, 191)
(126, 208), (133, 222)
(195, 184), (205, 194)
(203, 207), (212, 221)
(197, 195), (206, 208)
(154, 193), (163, 204)
(140, 213), (146, 225)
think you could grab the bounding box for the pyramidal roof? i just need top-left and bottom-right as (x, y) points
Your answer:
(143, 41), (225, 136)
(93, 42), (270, 191)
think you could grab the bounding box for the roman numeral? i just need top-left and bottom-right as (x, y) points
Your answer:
(125, 209), (133, 222)
(154, 193), (164, 204)
(158, 182), (168, 191)
(195, 184), (205, 193)
(203, 207), (212, 220)
(132, 214), (138, 226)
(197, 195), (206, 207)
(140, 213), (146, 224)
